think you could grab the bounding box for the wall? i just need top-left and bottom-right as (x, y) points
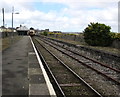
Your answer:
(48, 34), (85, 43)
(112, 39), (120, 49)
(48, 34), (120, 49)
(1, 32), (18, 38)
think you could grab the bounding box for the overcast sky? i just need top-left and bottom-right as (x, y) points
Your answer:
(0, 0), (119, 32)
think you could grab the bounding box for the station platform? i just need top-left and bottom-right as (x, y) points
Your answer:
(2, 36), (56, 97)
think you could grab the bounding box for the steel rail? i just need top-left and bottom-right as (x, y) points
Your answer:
(36, 36), (120, 85)
(34, 38), (103, 97)
(33, 38), (66, 97)
(43, 36), (120, 73)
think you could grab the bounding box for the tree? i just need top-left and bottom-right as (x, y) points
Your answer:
(83, 22), (112, 46)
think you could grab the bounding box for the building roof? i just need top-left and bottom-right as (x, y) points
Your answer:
(17, 26), (29, 31)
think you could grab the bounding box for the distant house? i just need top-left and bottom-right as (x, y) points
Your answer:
(16, 25), (29, 35)
(53, 31), (61, 33)
(45, 29), (49, 32)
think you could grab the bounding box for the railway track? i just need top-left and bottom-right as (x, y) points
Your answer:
(35, 36), (120, 85)
(32, 37), (102, 97)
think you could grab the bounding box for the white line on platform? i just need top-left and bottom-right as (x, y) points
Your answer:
(30, 36), (57, 97)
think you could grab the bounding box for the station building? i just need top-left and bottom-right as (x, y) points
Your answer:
(17, 25), (29, 35)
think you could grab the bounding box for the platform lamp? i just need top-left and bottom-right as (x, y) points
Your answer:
(11, 6), (19, 37)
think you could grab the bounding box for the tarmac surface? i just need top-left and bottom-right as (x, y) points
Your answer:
(2, 36), (54, 97)
(2, 36), (29, 96)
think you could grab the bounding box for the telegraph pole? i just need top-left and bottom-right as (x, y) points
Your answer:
(2, 8), (5, 27)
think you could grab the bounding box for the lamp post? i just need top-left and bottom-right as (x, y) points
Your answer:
(12, 6), (19, 31)
(11, 6), (19, 44)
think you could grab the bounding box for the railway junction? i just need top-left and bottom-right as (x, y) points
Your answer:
(2, 35), (120, 97)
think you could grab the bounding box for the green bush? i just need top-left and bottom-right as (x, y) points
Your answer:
(43, 31), (48, 36)
(83, 22), (113, 46)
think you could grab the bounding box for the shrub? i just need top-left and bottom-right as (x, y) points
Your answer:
(83, 22), (113, 46)
(43, 31), (48, 36)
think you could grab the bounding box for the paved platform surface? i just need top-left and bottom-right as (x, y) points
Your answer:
(2, 36), (54, 97)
